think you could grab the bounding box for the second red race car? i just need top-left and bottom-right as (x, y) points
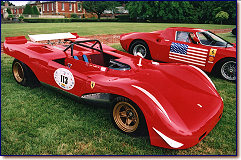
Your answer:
(120, 27), (236, 81)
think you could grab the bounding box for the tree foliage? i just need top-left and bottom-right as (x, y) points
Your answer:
(32, 6), (40, 15)
(216, 11), (229, 25)
(6, 8), (12, 14)
(82, 1), (120, 20)
(23, 4), (33, 15)
(1, 1), (14, 6)
(126, 1), (236, 24)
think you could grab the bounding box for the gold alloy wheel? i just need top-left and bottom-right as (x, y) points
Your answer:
(113, 101), (139, 133)
(13, 62), (24, 83)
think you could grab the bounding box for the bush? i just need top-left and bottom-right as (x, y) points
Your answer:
(19, 15), (24, 21)
(24, 18), (72, 23)
(8, 14), (14, 19)
(116, 14), (131, 22)
(71, 13), (78, 18)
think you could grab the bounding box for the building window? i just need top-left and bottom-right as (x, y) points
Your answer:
(62, 2), (64, 11)
(43, 4), (45, 11)
(77, 3), (82, 11)
(69, 3), (72, 11)
(47, 3), (49, 11)
(14, 8), (16, 14)
(52, 3), (53, 11)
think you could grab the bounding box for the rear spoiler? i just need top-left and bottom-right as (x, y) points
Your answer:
(5, 36), (27, 44)
(28, 32), (76, 42)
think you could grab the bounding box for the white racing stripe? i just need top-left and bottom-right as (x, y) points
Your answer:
(132, 85), (172, 123)
(153, 127), (184, 148)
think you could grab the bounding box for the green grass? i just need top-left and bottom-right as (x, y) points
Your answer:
(1, 23), (236, 155)
(1, 22), (235, 42)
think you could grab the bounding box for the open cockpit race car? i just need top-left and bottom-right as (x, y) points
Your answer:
(3, 32), (223, 149)
(120, 27), (236, 81)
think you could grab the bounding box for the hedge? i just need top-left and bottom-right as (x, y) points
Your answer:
(23, 18), (118, 23)
(23, 18), (72, 23)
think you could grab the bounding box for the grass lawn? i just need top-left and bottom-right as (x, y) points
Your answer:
(1, 23), (236, 155)
(1, 22), (235, 42)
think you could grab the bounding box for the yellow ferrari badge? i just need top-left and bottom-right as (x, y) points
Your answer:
(91, 81), (95, 89)
(209, 48), (217, 57)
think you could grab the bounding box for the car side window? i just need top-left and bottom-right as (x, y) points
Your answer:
(176, 31), (191, 43)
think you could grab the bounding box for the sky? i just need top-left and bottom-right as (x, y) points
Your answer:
(9, 1), (29, 6)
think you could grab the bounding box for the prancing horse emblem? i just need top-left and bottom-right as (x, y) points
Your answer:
(91, 81), (95, 89)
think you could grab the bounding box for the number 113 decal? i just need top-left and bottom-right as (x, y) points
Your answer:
(54, 68), (75, 90)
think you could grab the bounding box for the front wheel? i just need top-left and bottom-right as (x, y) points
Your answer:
(130, 40), (151, 59)
(112, 97), (147, 136)
(215, 58), (236, 81)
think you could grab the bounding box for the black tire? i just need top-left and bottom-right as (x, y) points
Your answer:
(129, 40), (151, 60)
(232, 28), (236, 35)
(12, 59), (40, 87)
(213, 58), (236, 82)
(111, 96), (148, 136)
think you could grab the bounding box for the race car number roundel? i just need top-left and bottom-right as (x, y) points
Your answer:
(54, 68), (75, 90)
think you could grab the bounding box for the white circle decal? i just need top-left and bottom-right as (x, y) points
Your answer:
(54, 68), (75, 90)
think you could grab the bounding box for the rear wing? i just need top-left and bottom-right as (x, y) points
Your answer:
(28, 32), (76, 42)
(4, 32), (78, 44)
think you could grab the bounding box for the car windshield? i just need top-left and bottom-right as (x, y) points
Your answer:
(196, 31), (233, 47)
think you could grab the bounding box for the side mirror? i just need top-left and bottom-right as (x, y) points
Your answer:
(193, 36), (199, 43)
(189, 33), (199, 44)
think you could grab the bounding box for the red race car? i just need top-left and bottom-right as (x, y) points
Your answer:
(120, 27), (236, 81)
(3, 33), (223, 149)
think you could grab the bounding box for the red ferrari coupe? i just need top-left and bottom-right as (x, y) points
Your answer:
(3, 33), (223, 149)
(120, 27), (236, 81)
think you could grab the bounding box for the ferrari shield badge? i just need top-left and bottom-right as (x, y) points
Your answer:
(209, 48), (217, 57)
(91, 81), (95, 89)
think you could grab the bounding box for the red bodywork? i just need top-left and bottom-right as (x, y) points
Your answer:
(3, 33), (223, 149)
(120, 27), (236, 73)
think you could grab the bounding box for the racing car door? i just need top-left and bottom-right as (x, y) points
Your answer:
(45, 57), (88, 97)
(168, 31), (209, 70)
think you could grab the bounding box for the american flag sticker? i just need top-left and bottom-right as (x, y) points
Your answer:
(169, 42), (208, 67)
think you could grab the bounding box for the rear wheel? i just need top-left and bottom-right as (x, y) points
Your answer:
(112, 97), (147, 136)
(214, 58), (236, 81)
(130, 40), (151, 59)
(12, 59), (40, 87)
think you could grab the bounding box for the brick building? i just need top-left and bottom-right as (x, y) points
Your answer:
(1, 1), (24, 16)
(30, 1), (96, 18)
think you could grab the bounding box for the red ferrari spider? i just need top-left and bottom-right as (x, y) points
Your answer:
(120, 27), (236, 81)
(3, 33), (223, 149)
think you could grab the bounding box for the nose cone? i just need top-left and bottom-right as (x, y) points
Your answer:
(134, 63), (222, 132)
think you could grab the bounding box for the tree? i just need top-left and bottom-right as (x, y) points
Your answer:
(6, 8), (12, 14)
(126, 1), (194, 23)
(1, 1), (14, 6)
(32, 6), (40, 15)
(215, 11), (229, 25)
(23, 4), (33, 15)
(82, 1), (120, 21)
